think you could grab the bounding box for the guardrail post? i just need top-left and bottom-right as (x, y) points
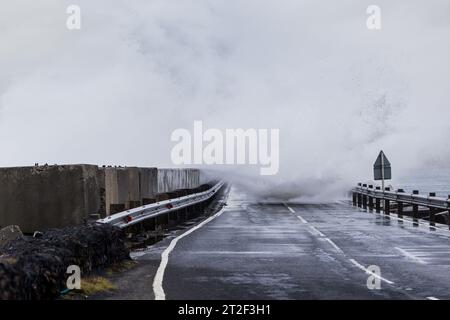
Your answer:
(169, 210), (178, 226)
(375, 186), (381, 213)
(143, 217), (155, 231)
(356, 183), (362, 208)
(448, 195), (450, 230)
(357, 192), (362, 208)
(362, 184), (368, 210)
(412, 190), (419, 226)
(183, 207), (189, 221)
(368, 185), (374, 211)
(155, 215), (160, 230)
(165, 211), (170, 226)
(187, 205), (194, 219)
(384, 187), (390, 215)
(156, 212), (169, 230)
(429, 192), (436, 229)
(397, 189), (404, 219)
(196, 202), (204, 215)
(352, 192), (357, 206)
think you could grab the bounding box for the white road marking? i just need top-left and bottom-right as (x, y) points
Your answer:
(152, 207), (227, 300)
(325, 238), (344, 254)
(288, 203), (398, 285)
(296, 215), (308, 224)
(395, 247), (427, 264)
(284, 203), (308, 223)
(283, 203), (296, 213)
(309, 226), (325, 237)
(191, 251), (306, 255)
(427, 296), (439, 300)
(349, 259), (394, 285)
(283, 203), (344, 253)
(409, 251), (450, 255)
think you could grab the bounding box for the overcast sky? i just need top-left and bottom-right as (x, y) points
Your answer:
(1, 1), (449, 199)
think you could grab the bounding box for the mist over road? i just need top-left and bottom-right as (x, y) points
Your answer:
(2, 1), (450, 200)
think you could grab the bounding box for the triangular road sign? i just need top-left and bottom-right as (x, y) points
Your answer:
(374, 150), (391, 180)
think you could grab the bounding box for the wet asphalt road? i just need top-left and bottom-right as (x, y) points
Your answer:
(154, 186), (450, 300)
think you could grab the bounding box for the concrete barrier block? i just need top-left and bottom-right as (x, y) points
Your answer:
(157, 168), (200, 193)
(117, 167), (140, 209)
(0, 165), (101, 233)
(102, 167), (158, 215)
(138, 167), (158, 202)
(0, 165), (203, 232)
(156, 193), (170, 202)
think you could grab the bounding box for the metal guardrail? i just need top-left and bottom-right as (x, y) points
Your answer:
(97, 181), (225, 229)
(353, 185), (450, 210)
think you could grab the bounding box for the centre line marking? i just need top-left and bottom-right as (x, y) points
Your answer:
(153, 207), (227, 300)
(283, 203), (308, 223)
(283, 202), (344, 255)
(296, 215), (308, 224)
(427, 296), (439, 300)
(349, 259), (394, 285)
(309, 226), (325, 237)
(325, 238), (344, 254)
(283, 203), (296, 213)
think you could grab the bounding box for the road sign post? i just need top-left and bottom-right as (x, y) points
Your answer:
(374, 150), (391, 191)
(374, 151), (392, 213)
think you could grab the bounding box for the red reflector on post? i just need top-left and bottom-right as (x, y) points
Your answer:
(166, 203), (173, 209)
(124, 215), (133, 223)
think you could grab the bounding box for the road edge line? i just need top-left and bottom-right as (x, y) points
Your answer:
(153, 205), (228, 300)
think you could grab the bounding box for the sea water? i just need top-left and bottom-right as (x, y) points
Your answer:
(394, 169), (450, 198)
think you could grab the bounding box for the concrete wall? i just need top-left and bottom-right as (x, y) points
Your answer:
(102, 167), (140, 215)
(101, 167), (157, 215)
(0, 165), (199, 233)
(139, 167), (158, 203)
(157, 168), (200, 193)
(0, 165), (101, 233)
